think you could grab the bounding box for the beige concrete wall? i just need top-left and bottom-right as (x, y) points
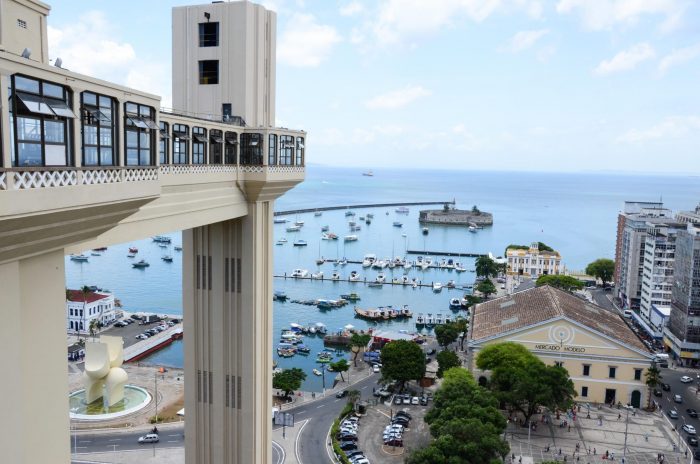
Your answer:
(172, 1), (276, 126)
(0, 249), (70, 463)
(0, 0), (50, 64)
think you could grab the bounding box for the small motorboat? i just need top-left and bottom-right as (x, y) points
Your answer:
(70, 254), (89, 262)
(468, 226), (477, 233)
(422, 227), (429, 235)
(344, 235), (358, 242)
(276, 240), (286, 246)
(159, 243), (168, 248)
(153, 235), (171, 243)
(455, 263), (466, 272)
(286, 225), (301, 232)
(132, 259), (150, 268)
(313, 369), (322, 376)
(90, 252), (101, 256)
(128, 246), (138, 253)
(311, 271), (324, 279)
(340, 293), (361, 301)
(349, 271), (361, 282)
(433, 282), (443, 293)
(278, 238), (288, 243)
(392, 222), (403, 227)
(92, 247), (107, 252)
(127, 253), (136, 258)
(162, 255), (173, 262)
(294, 220), (304, 226)
(367, 213), (374, 219)
(449, 298), (461, 310)
(273, 291), (288, 301)
(291, 269), (309, 278)
(395, 207), (409, 214)
(375, 273), (386, 284)
(362, 254), (376, 267)
(331, 271), (341, 281)
(274, 218), (287, 224)
(345, 211), (355, 217)
(321, 225), (330, 232)
(174, 246), (182, 251)
(314, 211), (322, 217)
(297, 344), (311, 354)
(293, 240), (308, 247)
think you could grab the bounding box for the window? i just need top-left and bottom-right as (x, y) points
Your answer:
(240, 133), (262, 165)
(124, 102), (156, 166)
(81, 92), (116, 166)
(199, 22), (219, 47)
(159, 122), (169, 164)
(296, 136), (304, 166)
(609, 366), (617, 379)
(634, 369), (642, 381)
(224, 131), (237, 164)
(192, 126), (207, 164)
(581, 386), (588, 398)
(199, 60), (219, 85)
(582, 364), (590, 376)
(279, 135), (294, 165)
(268, 134), (277, 165)
(172, 124), (190, 164)
(9, 75), (76, 167)
(210, 129), (223, 163)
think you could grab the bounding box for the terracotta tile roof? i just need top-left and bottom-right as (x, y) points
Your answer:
(66, 289), (110, 304)
(470, 285), (648, 353)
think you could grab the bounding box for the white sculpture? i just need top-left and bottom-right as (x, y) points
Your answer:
(83, 335), (128, 407)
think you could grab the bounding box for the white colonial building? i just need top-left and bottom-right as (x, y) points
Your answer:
(66, 289), (116, 332)
(506, 242), (562, 278)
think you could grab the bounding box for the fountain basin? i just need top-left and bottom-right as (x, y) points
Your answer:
(69, 385), (151, 421)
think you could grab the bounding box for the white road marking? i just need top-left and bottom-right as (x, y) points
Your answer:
(168, 434), (180, 437)
(296, 419), (310, 464)
(361, 386), (368, 390)
(108, 439), (121, 441)
(168, 440), (179, 443)
(316, 404), (325, 408)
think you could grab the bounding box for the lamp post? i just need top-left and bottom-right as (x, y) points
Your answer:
(321, 364), (326, 393)
(155, 372), (159, 423)
(622, 405), (631, 458)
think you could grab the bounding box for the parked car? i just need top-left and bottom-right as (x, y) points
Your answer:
(396, 410), (412, 419)
(345, 450), (365, 460)
(402, 395), (411, 405)
(338, 433), (357, 441)
(393, 395), (402, 405)
(674, 394), (683, 403)
(420, 396), (428, 406)
(373, 365), (380, 373)
(138, 433), (159, 444)
(391, 417), (410, 425)
(384, 439), (403, 447)
(682, 376), (693, 383)
(426, 348), (437, 355)
(688, 408), (698, 418)
(411, 397), (420, 405)
(339, 441), (357, 451)
(684, 424), (697, 435)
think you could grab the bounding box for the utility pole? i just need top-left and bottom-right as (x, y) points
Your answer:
(155, 372), (159, 423)
(622, 406), (631, 458)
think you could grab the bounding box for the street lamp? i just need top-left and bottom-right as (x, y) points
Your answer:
(622, 405), (631, 458)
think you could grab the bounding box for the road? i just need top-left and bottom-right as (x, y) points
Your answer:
(656, 367), (700, 452)
(70, 371), (380, 463)
(279, 371), (380, 464)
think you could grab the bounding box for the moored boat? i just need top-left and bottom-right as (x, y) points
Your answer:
(286, 225), (301, 232)
(132, 259), (150, 268)
(392, 222), (403, 227)
(344, 235), (358, 242)
(331, 271), (341, 280)
(291, 269), (309, 278)
(162, 255), (173, 262)
(128, 246), (138, 253)
(313, 368), (322, 376)
(340, 293), (361, 301)
(274, 291), (288, 301)
(375, 273), (386, 284)
(449, 298), (461, 310)
(293, 240), (308, 246)
(311, 271), (324, 279)
(274, 218), (287, 224)
(395, 206), (409, 214)
(433, 282), (443, 292)
(70, 254), (89, 262)
(349, 271), (361, 281)
(153, 235), (171, 243)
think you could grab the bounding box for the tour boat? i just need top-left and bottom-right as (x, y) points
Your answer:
(132, 259), (150, 268)
(432, 282), (443, 293)
(70, 254), (89, 262)
(344, 235), (358, 242)
(162, 255), (173, 262)
(449, 298), (461, 310)
(293, 240), (308, 246)
(395, 207), (409, 214)
(291, 269), (309, 278)
(286, 225), (301, 232)
(349, 271), (361, 282)
(274, 218), (287, 224)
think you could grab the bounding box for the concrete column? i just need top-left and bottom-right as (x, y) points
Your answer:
(184, 200), (273, 464)
(0, 250), (70, 464)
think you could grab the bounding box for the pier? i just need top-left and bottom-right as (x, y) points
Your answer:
(274, 200), (455, 216)
(274, 274), (472, 290)
(406, 249), (487, 258)
(124, 326), (183, 363)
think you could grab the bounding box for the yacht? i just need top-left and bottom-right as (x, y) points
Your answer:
(286, 225), (301, 232)
(449, 298), (461, 310)
(372, 259), (388, 270)
(446, 280), (456, 289)
(349, 271), (361, 282)
(274, 218), (287, 224)
(291, 269), (309, 278)
(132, 259), (150, 268)
(403, 260), (412, 270)
(432, 282), (443, 293)
(311, 271), (324, 279)
(344, 235), (358, 242)
(362, 254), (377, 267)
(331, 271), (341, 281)
(395, 207), (409, 214)
(375, 273), (386, 284)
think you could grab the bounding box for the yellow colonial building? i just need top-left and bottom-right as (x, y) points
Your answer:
(469, 286), (654, 408)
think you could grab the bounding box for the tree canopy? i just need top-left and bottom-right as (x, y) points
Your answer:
(645, 365), (663, 409)
(476, 342), (576, 424)
(475, 256), (499, 278)
(329, 358), (350, 382)
(535, 275), (584, 292)
(452, 317), (469, 350)
(476, 279), (497, 299)
(434, 324), (459, 349)
(273, 368), (307, 398)
(436, 350), (461, 378)
(505, 242), (554, 255)
(585, 258), (615, 285)
(408, 368), (509, 464)
(380, 340), (426, 390)
(349, 333), (372, 366)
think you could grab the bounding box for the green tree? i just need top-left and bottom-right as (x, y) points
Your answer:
(645, 365), (663, 410)
(462, 294), (482, 310)
(452, 317), (469, 350)
(89, 319), (99, 341)
(436, 350), (460, 377)
(350, 333), (372, 367)
(475, 256), (499, 278)
(471, 205), (481, 214)
(434, 324), (459, 349)
(347, 389), (360, 405)
(535, 275), (584, 292)
(505, 242), (554, 255)
(380, 340), (426, 391)
(476, 279), (497, 299)
(585, 258), (615, 286)
(80, 285), (91, 342)
(273, 368), (307, 398)
(476, 342), (532, 371)
(329, 359), (350, 382)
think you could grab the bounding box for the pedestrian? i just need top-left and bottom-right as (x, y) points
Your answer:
(519, 457), (522, 464)
(593, 448), (596, 456)
(618, 413), (621, 420)
(568, 424), (571, 432)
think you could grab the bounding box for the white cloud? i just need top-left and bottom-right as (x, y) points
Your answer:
(617, 116), (700, 142)
(504, 29), (549, 52)
(340, 1), (364, 16)
(47, 11), (170, 107)
(364, 85), (432, 109)
(593, 43), (655, 76)
(658, 43), (700, 75)
(278, 13), (341, 67)
(556, 0), (688, 32)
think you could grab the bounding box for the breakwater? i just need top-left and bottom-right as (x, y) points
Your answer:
(274, 200), (455, 216)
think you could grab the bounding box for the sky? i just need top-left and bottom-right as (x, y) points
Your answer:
(46, 0), (700, 173)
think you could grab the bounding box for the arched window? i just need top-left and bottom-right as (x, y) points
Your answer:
(9, 74), (76, 166)
(172, 124), (190, 164)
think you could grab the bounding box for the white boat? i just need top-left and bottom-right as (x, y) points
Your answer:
(422, 227), (429, 235)
(392, 222), (403, 227)
(446, 280), (456, 288)
(416, 314), (425, 325)
(349, 271), (361, 282)
(311, 271), (323, 279)
(291, 269), (309, 278)
(404, 261), (412, 270)
(425, 313), (435, 326)
(420, 260), (430, 271)
(293, 240), (308, 247)
(153, 235), (171, 243)
(338, 257), (348, 266)
(345, 211), (355, 217)
(331, 271), (341, 281)
(274, 218), (287, 224)
(449, 298), (461, 309)
(350, 225), (361, 232)
(70, 254), (89, 262)
(455, 263), (466, 272)
(375, 273), (386, 283)
(395, 207), (409, 214)
(444, 314), (453, 324)
(435, 314), (444, 325)
(313, 369), (322, 376)
(372, 259), (388, 269)
(362, 254), (377, 268)
(468, 226), (477, 233)
(286, 225), (301, 232)
(294, 220), (305, 226)
(90, 252), (101, 256)
(433, 282), (443, 293)
(401, 275), (410, 285)
(344, 235), (358, 242)
(314, 211), (322, 217)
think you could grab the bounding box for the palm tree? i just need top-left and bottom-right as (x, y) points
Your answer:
(645, 364), (663, 410)
(347, 389), (360, 406)
(350, 333), (372, 367)
(451, 318), (469, 351)
(89, 319), (99, 341)
(80, 285), (91, 343)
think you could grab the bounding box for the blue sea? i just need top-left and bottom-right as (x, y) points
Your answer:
(65, 167), (700, 391)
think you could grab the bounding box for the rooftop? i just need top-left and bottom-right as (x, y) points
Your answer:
(470, 285), (648, 353)
(66, 289), (111, 304)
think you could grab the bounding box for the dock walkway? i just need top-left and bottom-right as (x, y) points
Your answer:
(124, 326), (183, 363)
(274, 200), (455, 216)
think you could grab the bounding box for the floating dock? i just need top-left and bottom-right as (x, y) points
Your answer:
(274, 200), (455, 217)
(274, 274), (472, 290)
(124, 327), (183, 363)
(405, 249), (487, 258)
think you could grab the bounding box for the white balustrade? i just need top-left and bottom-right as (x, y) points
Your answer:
(12, 170), (78, 190)
(267, 165), (305, 173)
(81, 169), (122, 185)
(0, 172), (6, 190)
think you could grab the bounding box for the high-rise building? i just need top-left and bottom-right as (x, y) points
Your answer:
(665, 223), (700, 366)
(677, 203), (700, 225)
(614, 201), (673, 310)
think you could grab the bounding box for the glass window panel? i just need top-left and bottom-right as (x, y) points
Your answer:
(42, 83), (64, 99)
(140, 149), (150, 165)
(127, 130), (138, 148)
(143, 118), (159, 130)
(100, 130), (112, 147)
(125, 102), (138, 115)
(45, 143), (67, 166)
(17, 142), (42, 166)
(100, 148), (113, 165)
(17, 117), (41, 141)
(44, 120), (65, 143)
(18, 93), (55, 116)
(139, 105), (151, 117)
(140, 131), (150, 147)
(84, 146), (98, 166)
(83, 92), (97, 106)
(127, 148), (139, 165)
(15, 76), (40, 94)
(47, 100), (77, 118)
(98, 96), (112, 108)
(97, 109), (112, 125)
(159, 140), (167, 164)
(83, 125), (98, 145)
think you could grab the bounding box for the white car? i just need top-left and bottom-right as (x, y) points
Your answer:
(373, 365), (380, 373)
(681, 376), (693, 383)
(411, 396), (420, 405)
(683, 424), (697, 435)
(138, 433), (159, 444)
